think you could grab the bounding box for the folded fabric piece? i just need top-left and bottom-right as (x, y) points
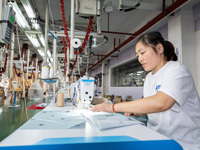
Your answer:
(20, 110), (85, 129)
(20, 118), (85, 129)
(85, 113), (143, 130)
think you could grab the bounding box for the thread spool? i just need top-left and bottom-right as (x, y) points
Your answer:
(41, 66), (49, 79)
(67, 89), (70, 96)
(49, 67), (54, 78)
(71, 38), (81, 48)
(57, 92), (64, 107)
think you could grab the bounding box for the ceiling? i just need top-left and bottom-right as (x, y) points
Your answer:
(10, 0), (198, 76)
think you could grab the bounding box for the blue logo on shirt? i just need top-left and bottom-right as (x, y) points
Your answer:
(155, 85), (161, 92)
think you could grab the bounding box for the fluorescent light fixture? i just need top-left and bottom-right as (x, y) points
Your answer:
(20, 0), (35, 18)
(11, 1), (30, 30)
(38, 49), (44, 57)
(21, 0), (42, 32)
(47, 50), (51, 57)
(26, 33), (40, 48)
(50, 57), (53, 62)
(39, 35), (45, 47)
(11, 1), (42, 49)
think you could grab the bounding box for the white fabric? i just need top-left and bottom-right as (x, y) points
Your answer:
(144, 61), (200, 150)
(84, 112), (143, 130)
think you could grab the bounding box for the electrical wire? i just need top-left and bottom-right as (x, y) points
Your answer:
(60, 0), (71, 50)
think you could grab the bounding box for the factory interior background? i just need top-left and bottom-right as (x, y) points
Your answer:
(0, 0), (200, 146)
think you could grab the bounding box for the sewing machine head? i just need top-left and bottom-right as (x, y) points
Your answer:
(79, 76), (95, 109)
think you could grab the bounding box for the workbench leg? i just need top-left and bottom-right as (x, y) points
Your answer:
(13, 92), (16, 106)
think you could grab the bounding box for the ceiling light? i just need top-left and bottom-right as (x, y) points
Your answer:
(50, 57), (53, 62)
(38, 49), (44, 57)
(39, 35), (45, 47)
(11, 1), (30, 30)
(21, 0), (45, 46)
(21, 0), (43, 32)
(26, 33), (40, 48)
(47, 50), (51, 57)
(20, 0), (35, 18)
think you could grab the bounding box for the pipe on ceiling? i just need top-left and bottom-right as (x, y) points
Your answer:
(44, 0), (49, 63)
(88, 0), (190, 71)
(102, 31), (137, 36)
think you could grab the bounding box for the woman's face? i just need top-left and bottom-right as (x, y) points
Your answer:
(135, 41), (164, 73)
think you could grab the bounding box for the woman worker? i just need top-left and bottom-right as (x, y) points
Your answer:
(91, 31), (200, 150)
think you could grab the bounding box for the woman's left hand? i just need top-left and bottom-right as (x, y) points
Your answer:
(90, 103), (113, 112)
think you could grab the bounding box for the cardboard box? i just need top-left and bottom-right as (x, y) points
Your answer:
(105, 94), (115, 102)
(91, 97), (108, 105)
(126, 95), (133, 101)
(115, 96), (125, 103)
(115, 96), (122, 103)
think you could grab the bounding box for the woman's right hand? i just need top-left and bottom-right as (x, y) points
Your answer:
(90, 103), (113, 112)
(124, 112), (132, 116)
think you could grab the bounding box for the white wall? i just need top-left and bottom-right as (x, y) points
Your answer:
(196, 30), (200, 94)
(168, 5), (198, 94)
(181, 6), (197, 83)
(109, 87), (143, 100)
(168, 15), (183, 62)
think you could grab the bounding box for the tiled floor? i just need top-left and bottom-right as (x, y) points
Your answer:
(0, 95), (44, 142)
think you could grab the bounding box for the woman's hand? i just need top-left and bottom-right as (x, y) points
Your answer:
(124, 112), (132, 116)
(90, 103), (113, 112)
(124, 112), (146, 117)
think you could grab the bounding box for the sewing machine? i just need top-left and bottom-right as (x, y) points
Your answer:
(70, 76), (95, 109)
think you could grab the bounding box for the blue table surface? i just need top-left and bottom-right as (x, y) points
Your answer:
(0, 136), (183, 150)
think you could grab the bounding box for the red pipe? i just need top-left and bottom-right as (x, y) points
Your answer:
(74, 16), (93, 55)
(70, 16), (93, 76)
(163, 0), (166, 12)
(60, 1), (93, 77)
(62, 37), (67, 76)
(114, 38), (116, 49)
(107, 13), (109, 31)
(102, 31), (137, 36)
(60, 0), (70, 50)
(21, 45), (24, 59)
(22, 44), (28, 72)
(13, 57), (21, 77)
(89, 0), (189, 70)
(23, 47), (27, 72)
(93, 54), (117, 57)
(31, 57), (35, 78)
